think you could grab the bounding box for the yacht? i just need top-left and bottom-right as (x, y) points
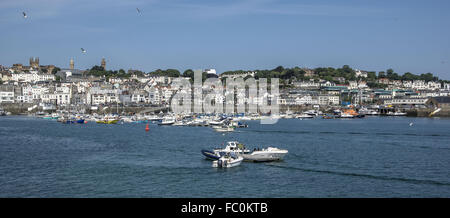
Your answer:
(242, 147), (288, 162)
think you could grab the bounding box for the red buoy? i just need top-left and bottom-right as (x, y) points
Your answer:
(145, 123), (149, 132)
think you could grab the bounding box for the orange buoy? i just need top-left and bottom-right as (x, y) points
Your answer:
(145, 123), (149, 132)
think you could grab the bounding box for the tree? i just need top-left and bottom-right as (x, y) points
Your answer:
(420, 73), (435, 82)
(272, 66), (284, 73)
(183, 69), (194, 77)
(367, 71), (377, 80)
(401, 72), (417, 81)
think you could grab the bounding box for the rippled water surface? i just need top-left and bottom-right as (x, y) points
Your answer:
(1, 116), (449, 197)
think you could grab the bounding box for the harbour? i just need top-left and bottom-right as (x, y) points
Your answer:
(1, 115), (449, 197)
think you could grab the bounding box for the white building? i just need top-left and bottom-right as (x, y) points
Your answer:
(384, 98), (428, 105)
(0, 86), (14, 103)
(11, 71), (55, 83)
(355, 69), (368, 78)
(412, 80), (427, 90)
(427, 81), (441, 90)
(295, 95), (317, 105)
(318, 95), (340, 105)
(204, 69), (216, 75)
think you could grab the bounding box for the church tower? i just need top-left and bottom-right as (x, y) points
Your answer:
(101, 58), (106, 70)
(70, 58), (74, 70)
(29, 57), (40, 69)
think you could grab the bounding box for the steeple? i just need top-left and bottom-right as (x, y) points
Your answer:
(101, 58), (106, 70)
(70, 58), (74, 70)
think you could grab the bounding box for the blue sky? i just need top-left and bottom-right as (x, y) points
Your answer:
(0, 0), (449, 79)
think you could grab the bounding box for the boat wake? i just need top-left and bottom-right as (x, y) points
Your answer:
(265, 164), (450, 186)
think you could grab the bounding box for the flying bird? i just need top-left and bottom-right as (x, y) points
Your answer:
(81, 48), (87, 54)
(136, 8), (141, 13)
(409, 122), (414, 126)
(22, 12), (27, 19)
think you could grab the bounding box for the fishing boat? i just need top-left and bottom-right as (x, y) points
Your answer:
(242, 147), (288, 162)
(212, 153), (244, 168)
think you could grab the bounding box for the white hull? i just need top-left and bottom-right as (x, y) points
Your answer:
(242, 150), (288, 162)
(212, 156), (243, 168)
(214, 127), (234, 132)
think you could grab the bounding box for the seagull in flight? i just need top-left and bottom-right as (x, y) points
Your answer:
(409, 122), (414, 126)
(81, 48), (87, 54)
(22, 12), (27, 19)
(136, 8), (141, 13)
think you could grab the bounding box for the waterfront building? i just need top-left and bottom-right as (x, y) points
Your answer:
(0, 85), (15, 103)
(383, 98), (429, 106)
(318, 95), (340, 105)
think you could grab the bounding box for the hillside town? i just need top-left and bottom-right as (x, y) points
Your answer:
(1, 58), (450, 117)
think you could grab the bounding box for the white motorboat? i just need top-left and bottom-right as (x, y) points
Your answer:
(214, 126), (235, 132)
(242, 147), (288, 162)
(214, 141), (250, 154)
(145, 115), (162, 121)
(202, 141), (250, 160)
(387, 111), (407, 116)
(296, 114), (314, 119)
(158, 117), (175, 125)
(339, 113), (354, 118)
(173, 121), (187, 126)
(209, 119), (225, 126)
(212, 153), (243, 168)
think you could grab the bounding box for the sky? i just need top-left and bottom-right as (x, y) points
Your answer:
(0, 0), (449, 79)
